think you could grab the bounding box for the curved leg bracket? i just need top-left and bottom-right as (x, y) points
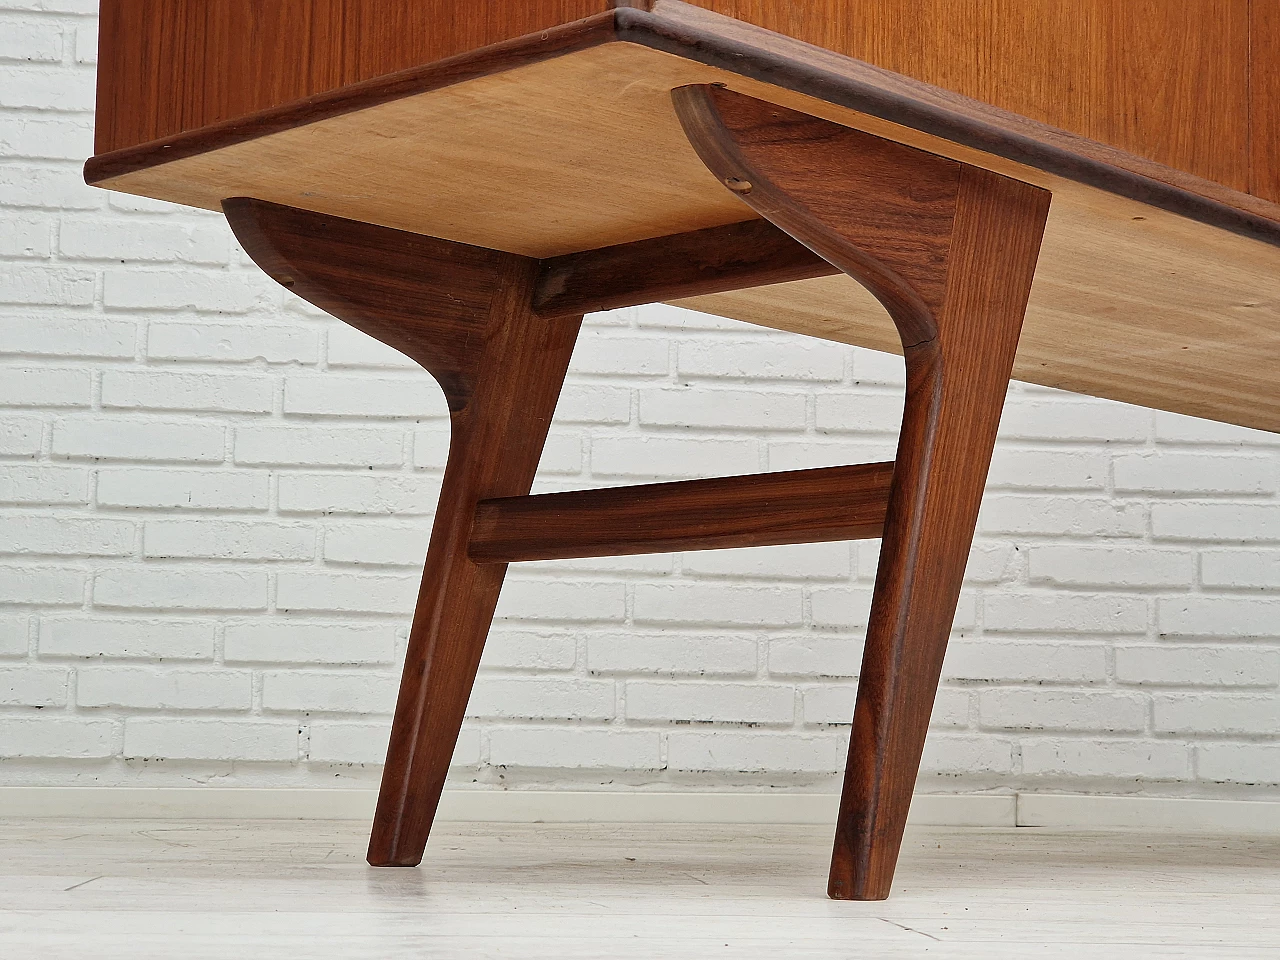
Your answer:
(675, 85), (1051, 900)
(225, 198), (583, 867)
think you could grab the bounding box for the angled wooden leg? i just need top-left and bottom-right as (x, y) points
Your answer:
(223, 198), (582, 867)
(675, 86), (1050, 900)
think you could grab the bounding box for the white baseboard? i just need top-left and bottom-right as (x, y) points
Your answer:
(0, 788), (1276, 833)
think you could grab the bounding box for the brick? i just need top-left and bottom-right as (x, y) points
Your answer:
(322, 522), (427, 566)
(0, 464), (86, 503)
(1157, 597), (1280, 639)
(1155, 410), (1280, 446)
(667, 731), (845, 772)
(102, 370), (274, 413)
(815, 392), (903, 434)
(124, 718), (298, 761)
(921, 734), (1014, 774)
(801, 684), (855, 725)
(0, 17), (62, 61)
(943, 641), (1107, 683)
(0, 115), (92, 159)
(0, 316), (135, 357)
(588, 633), (756, 676)
(144, 520), (314, 561)
(625, 680), (793, 724)
(496, 579), (626, 623)
(1029, 545), (1195, 588)
(641, 387), (806, 431)
(60, 218), (229, 264)
(411, 427), (450, 470)
(263, 670), (398, 714)
(305, 721), (390, 765)
(235, 425), (403, 467)
(1196, 743), (1280, 785)
(0, 665), (67, 705)
(808, 585), (874, 630)
(633, 583), (801, 627)
(768, 636), (862, 678)
(0, 416), (41, 456)
(979, 689), (1147, 733)
(959, 542), (1018, 584)
(467, 677), (614, 720)
(0, 164), (101, 210)
(102, 269), (274, 313)
(986, 448), (1108, 490)
(0, 718), (116, 758)
(1116, 644), (1280, 687)
(0, 618), (27, 656)
(1020, 738), (1189, 778)
(767, 440), (898, 471)
(74, 20), (96, 62)
(0, 515), (134, 557)
(851, 349), (906, 386)
(305, 720), (481, 766)
(590, 436), (758, 478)
(0, 63), (95, 110)
(224, 622), (396, 665)
(1113, 452), (1275, 495)
(326, 324), (417, 368)
(677, 339), (843, 381)
(276, 572), (418, 615)
(148, 322), (318, 364)
(0, 565), (83, 605)
(78, 667), (252, 710)
(0, 215), (50, 257)
(54, 418), (226, 462)
(997, 399), (1150, 442)
(39, 617), (216, 660)
(0, 367), (90, 406)
(680, 541), (851, 580)
(572, 332), (669, 376)
(480, 628), (578, 672)
(97, 469), (267, 510)
(1201, 549), (1280, 589)
(636, 302), (742, 331)
(1152, 503), (1280, 542)
(984, 593), (1148, 634)
(284, 376), (446, 418)
(94, 568), (268, 611)
(277, 473), (440, 516)
(979, 496), (1146, 538)
(554, 384), (631, 424)
(489, 726), (661, 769)
(1153, 694), (1280, 735)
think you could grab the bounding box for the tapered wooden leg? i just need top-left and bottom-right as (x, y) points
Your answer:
(675, 86), (1050, 899)
(222, 198), (582, 867)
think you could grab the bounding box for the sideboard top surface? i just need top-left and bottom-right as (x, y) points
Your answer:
(84, 1), (1280, 433)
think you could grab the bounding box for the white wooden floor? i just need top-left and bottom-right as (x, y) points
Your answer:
(0, 819), (1276, 958)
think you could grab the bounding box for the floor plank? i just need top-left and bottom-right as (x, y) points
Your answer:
(0, 819), (1276, 958)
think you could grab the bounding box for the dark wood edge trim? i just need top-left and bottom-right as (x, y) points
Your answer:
(468, 462), (894, 563)
(617, 3), (1280, 249)
(85, 0), (1280, 250)
(83, 10), (621, 186)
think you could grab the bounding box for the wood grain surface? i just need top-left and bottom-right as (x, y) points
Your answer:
(223, 197), (584, 871)
(468, 462), (894, 563)
(84, 13), (1280, 434)
(93, 0), (1267, 198)
(675, 84), (1050, 899)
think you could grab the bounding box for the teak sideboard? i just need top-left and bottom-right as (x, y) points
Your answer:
(84, 1), (1279, 900)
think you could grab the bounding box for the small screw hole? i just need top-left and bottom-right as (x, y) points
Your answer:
(724, 177), (753, 194)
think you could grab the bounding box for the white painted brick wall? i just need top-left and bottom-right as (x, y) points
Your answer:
(0, 3), (1277, 799)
